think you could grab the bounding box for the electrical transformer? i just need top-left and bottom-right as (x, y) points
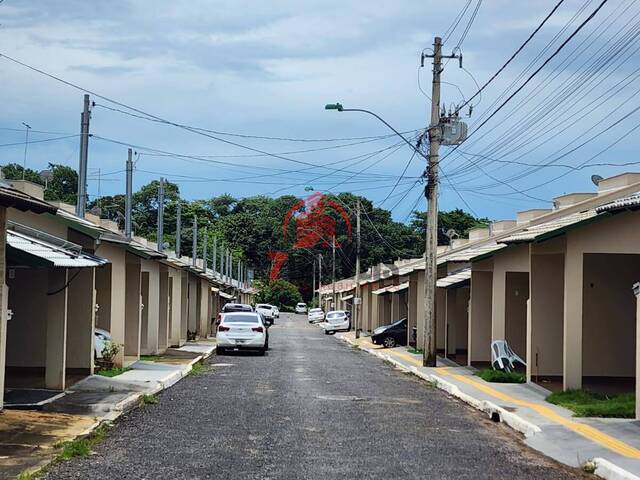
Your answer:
(440, 118), (468, 145)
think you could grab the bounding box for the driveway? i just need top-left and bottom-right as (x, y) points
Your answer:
(43, 313), (585, 479)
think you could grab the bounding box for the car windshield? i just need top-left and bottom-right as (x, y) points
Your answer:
(327, 312), (344, 319)
(391, 318), (407, 327)
(256, 304), (270, 309)
(297, 303), (306, 307)
(223, 314), (259, 323)
(223, 304), (252, 312)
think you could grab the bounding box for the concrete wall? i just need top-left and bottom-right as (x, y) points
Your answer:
(491, 244), (529, 343)
(436, 288), (446, 351)
(124, 254), (142, 361)
(469, 270), (492, 364)
(66, 268), (95, 372)
(529, 253), (564, 379)
(158, 266), (169, 352)
(582, 253), (639, 378)
(141, 259), (160, 355)
(504, 271), (528, 359)
(6, 269), (47, 367)
(444, 287), (469, 356)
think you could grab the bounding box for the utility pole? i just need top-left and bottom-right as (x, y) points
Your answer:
(202, 224), (208, 272)
(192, 216), (197, 267)
(76, 94), (91, 217)
(212, 236), (217, 273)
(21, 122), (31, 180)
(312, 259), (316, 307)
(332, 235), (336, 310)
(175, 201), (182, 257)
(157, 178), (165, 252)
(421, 36), (459, 367)
(125, 148), (133, 240)
(355, 199), (361, 338)
(318, 254), (322, 309)
(220, 243), (225, 281)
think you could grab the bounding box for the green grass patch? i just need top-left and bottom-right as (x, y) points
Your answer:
(546, 389), (635, 418)
(188, 361), (208, 376)
(53, 423), (112, 463)
(96, 366), (131, 378)
(138, 394), (158, 407)
(407, 348), (423, 355)
(140, 355), (162, 362)
(475, 368), (525, 384)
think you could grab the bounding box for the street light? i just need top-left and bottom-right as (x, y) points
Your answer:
(324, 103), (427, 161)
(21, 122), (31, 180)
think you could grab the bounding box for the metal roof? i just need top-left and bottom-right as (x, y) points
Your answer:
(372, 285), (390, 295)
(439, 242), (506, 263)
(500, 210), (598, 244)
(595, 192), (640, 213)
(219, 291), (234, 299)
(387, 281), (409, 293)
(341, 294), (354, 301)
(436, 268), (471, 288)
(7, 227), (108, 268)
(0, 185), (56, 214)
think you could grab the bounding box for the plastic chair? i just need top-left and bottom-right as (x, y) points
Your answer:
(491, 340), (526, 372)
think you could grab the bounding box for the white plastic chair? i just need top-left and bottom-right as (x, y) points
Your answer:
(491, 340), (526, 372)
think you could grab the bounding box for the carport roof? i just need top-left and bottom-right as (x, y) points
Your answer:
(499, 210), (598, 244)
(595, 192), (640, 212)
(436, 268), (471, 288)
(441, 242), (506, 263)
(7, 223), (108, 268)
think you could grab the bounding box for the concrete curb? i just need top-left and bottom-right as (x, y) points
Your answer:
(339, 334), (638, 480)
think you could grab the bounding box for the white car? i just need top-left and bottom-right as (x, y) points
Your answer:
(255, 303), (276, 325)
(217, 312), (268, 355)
(272, 306), (280, 318)
(321, 311), (350, 335)
(307, 308), (325, 323)
(295, 302), (308, 314)
(94, 328), (112, 359)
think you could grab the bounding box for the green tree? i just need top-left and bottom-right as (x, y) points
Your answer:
(255, 279), (303, 309)
(411, 208), (490, 246)
(1, 162), (78, 204)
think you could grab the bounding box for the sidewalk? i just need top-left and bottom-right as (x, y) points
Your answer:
(338, 331), (640, 480)
(1, 339), (216, 479)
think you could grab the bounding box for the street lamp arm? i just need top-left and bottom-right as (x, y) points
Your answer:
(332, 106), (427, 161)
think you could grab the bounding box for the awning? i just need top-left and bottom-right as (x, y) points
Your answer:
(210, 287), (220, 293)
(436, 268), (471, 288)
(387, 281), (409, 293)
(218, 291), (234, 299)
(372, 285), (391, 295)
(7, 226), (108, 268)
(341, 294), (354, 301)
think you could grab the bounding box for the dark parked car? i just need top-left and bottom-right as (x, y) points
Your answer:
(371, 318), (408, 348)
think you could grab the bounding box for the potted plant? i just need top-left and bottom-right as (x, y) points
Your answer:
(96, 341), (120, 370)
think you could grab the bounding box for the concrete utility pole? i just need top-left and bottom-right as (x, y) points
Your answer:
(421, 36), (453, 367)
(202, 224), (208, 272)
(212, 236), (217, 273)
(175, 202), (182, 257)
(125, 148), (133, 240)
(220, 243), (225, 280)
(21, 122), (31, 180)
(318, 254), (322, 309)
(76, 94), (91, 217)
(192, 216), (197, 267)
(355, 199), (361, 338)
(332, 235), (336, 310)
(312, 259), (316, 307)
(157, 178), (165, 252)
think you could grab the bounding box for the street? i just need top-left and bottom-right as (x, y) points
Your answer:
(44, 313), (584, 480)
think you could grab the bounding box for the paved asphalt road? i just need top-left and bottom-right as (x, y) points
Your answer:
(44, 313), (585, 480)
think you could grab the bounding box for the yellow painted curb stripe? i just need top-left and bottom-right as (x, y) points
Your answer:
(363, 342), (640, 459)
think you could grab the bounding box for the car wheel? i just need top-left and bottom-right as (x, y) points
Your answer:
(383, 336), (397, 348)
(217, 347), (226, 355)
(328, 330), (336, 335)
(258, 347), (266, 356)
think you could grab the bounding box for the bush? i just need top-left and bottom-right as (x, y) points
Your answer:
(475, 368), (525, 383)
(546, 390), (635, 418)
(255, 279), (302, 307)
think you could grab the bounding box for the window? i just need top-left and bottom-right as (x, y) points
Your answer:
(223, 314), (260, 323)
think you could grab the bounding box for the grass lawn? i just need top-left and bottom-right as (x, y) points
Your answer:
(407, 348), (423, 355)
(475, 368), (525, 384)
(546, 390), (635, 418)
(96, 367), (131, 378)
(140, 355), (162, 362)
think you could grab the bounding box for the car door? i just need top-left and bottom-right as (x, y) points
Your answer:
(395, 319), (408, 344)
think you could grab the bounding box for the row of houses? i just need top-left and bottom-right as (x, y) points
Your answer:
(322, 172), (640, 418)
(0, 179), (254, 411)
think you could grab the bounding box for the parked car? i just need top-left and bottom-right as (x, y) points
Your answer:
(222, 303), (253, 313)
(94, 328), (112, 359)
(371, 318), (408, 348)
(321, 310), (350, 335)
(255, 304), (277, 325)
(307, 308), (325, 323)
(217, 312), (268, 355)
(295, 302), (308, 314)
(272, 306), (280, 318)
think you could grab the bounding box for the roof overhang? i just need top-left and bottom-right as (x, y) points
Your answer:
(436, 268), (471, 288)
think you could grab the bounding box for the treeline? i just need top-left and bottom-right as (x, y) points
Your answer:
(2, 163), (489, 300)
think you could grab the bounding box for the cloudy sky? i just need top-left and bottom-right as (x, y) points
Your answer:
(0, 0), (638, 221)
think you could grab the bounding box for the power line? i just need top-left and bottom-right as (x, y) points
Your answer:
(455, 0), (483, 49)
(443, 0), (474, 44)
(455, 0), (567, 113)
